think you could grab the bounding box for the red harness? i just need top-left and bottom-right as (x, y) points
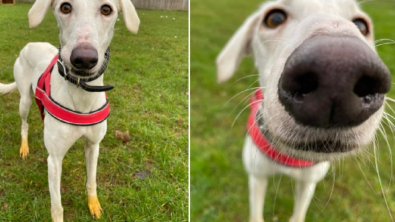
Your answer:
(247, 89), (316, 167)
(35, 55), (110, 126)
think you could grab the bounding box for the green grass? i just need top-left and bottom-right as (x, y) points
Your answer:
(0, 3), (188, 222)
(191, 1), (395, 221)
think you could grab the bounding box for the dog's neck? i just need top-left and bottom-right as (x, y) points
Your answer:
(50, 63), (108, 114)
(48, 47), (112, 113)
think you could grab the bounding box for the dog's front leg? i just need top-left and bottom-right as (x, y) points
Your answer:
(85, 141), (102, 219)
(47, 154), (65, 222)
(289, 181), (317, 222)
(249, 175), (268, 222)
(44, 122), (78, 222)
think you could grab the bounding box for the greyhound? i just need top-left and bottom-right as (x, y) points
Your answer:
(216, 0), (391, 221)
(0, 0), (139, 221)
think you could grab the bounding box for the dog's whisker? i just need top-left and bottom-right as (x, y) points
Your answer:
(358, 0), (378, 5)
(232, 99), (263, 127)
(272, 174), (283, 217)
(380, 113), (394, 187)
(230, 74), (260, 85)
(354, 153), (377, 196)
(375, 38), (395, 43)
(229, 85), (266, 115)
(385, 96), (395, 103)
(373, 141), (394, 221)
(226, 86), (261, 106)
(376, 42), (395, 48)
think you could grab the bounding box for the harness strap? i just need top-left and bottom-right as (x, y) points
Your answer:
(35, 55), (110, 126)
(247, 89), (316, 167)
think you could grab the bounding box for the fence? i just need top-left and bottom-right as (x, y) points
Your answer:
(15, 0), (189, 11)
(132, 0), (188, 11)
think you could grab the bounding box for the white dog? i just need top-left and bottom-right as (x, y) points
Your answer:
(216, 0), (391, 222)
(0, 0), (139, 221)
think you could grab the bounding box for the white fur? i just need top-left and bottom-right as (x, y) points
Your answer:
(217, 0), (382, 221)
(0, 0), (139, 221)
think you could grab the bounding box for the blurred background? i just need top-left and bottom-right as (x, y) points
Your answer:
(191, 0), (395, 221)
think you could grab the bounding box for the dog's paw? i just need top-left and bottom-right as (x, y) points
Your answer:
(88, 195), (103, 219)
(19, 139), (29, 159)
(249, 218), (264, 222)
(289, 217), (304, 222)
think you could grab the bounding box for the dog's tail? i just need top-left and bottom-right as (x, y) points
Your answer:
(0, 82), (17, 95)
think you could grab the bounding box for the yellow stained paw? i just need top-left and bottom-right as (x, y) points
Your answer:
(19, 139), (29, 159)
(88, 195), (102, 219)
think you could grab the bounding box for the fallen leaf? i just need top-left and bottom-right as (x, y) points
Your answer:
(115, 130), (123, 140)
(124, 67), (130, 71)
(133, 170), (151, 180)
(122, 131), (131, 143)
(177, 118), (182, 125)
(39, 158), (46, 163)
(3, 203), (8, 211)
(145, 161), (154, 169)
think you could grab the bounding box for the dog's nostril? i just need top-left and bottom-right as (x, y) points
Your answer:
(281, 72), (318, 101)
(74, 58), (83, 65)
(90, 59), (98, 66)
(354, 75), (382, 98)
(294, 73), (318, 98)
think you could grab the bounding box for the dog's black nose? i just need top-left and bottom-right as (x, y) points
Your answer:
(278, 35), (391, 128)
(70, 46), (98, 70)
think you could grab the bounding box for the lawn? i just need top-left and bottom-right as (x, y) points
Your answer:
(0, 3), (188, 222)
(191, 1), (395, 222)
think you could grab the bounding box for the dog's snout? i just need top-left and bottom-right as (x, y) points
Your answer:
(278, 36), (391, 128)
(70, 46), (98, 70)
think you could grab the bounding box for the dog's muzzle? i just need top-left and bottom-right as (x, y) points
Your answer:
(278, 35), (391, 128)
(57, 47), (114, 92)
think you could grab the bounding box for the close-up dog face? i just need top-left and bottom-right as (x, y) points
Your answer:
(217, 0), (392, 161)
(28, 0), (139, 78)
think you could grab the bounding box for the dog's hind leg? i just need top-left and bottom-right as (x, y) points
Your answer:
(289, 181), (317, 222)
(14, 57), (33, 159)
(249, 175), (268, 222)
(85, 141), (102, 219)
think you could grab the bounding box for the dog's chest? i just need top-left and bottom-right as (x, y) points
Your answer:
(35, 56), (110, 126)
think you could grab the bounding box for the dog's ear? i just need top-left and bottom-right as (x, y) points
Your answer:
(118, 0), (140, 34)
(216, 12), (261, 83)
(28, 0), (52, 28)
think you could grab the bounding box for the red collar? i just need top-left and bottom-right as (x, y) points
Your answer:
(247, 89), (316, 167)
(34, 55), (110, 126)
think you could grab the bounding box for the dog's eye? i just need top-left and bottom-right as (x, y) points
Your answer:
(264, 10), (287, 28)
(60, 3), (72, 14)
(353, 19), (369, 36)
(101, 5), (112, 16)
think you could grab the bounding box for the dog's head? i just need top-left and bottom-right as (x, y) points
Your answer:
(28, 0), (140, 78)
(217, 0), (391, 161)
